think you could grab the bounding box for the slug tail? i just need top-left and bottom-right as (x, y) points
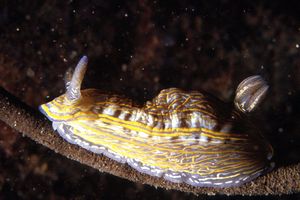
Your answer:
(65, 56), (88, 102)
(234, 75), (269, 113)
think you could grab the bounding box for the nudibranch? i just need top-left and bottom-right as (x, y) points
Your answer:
(39, 56), (274, 188)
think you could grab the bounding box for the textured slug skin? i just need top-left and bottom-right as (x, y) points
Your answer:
(40, 87), (273, 188)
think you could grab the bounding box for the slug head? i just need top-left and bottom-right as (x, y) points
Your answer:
(39, 56), (95, 122)
(234, 75), (269, 113)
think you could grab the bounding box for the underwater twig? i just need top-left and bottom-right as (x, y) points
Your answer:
(0, 86), (299, 196)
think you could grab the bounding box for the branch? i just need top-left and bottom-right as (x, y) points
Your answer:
(0, 86), (299, 196)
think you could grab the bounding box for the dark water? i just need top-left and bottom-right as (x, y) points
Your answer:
(0, 1), (299, 199)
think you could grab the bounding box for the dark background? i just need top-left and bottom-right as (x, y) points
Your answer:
(0, 0), (299, 199)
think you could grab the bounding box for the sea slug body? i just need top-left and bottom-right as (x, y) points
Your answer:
(39, 56), (274, 188)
